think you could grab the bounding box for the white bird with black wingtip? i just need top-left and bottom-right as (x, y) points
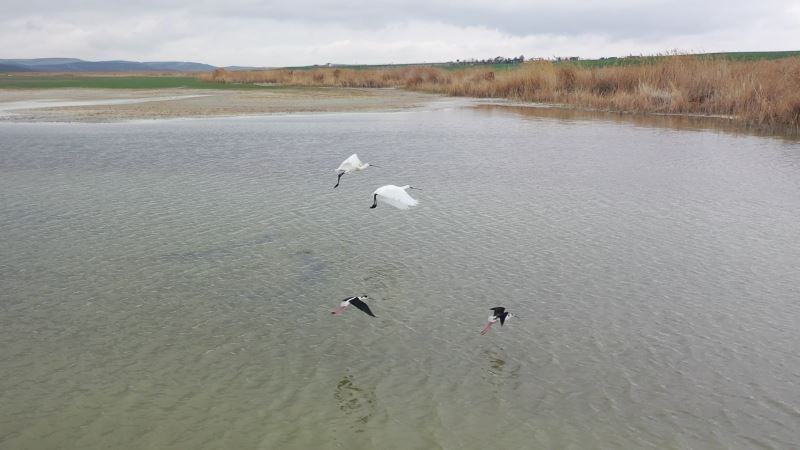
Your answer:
(331, 295), (376, 317)
(480, 307), (515, 335)
(334, 154), (377, 188)
(370, 184), (420, 210)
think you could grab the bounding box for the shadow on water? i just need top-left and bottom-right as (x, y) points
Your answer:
(481, 349), (521, 393)
(473, 104), (800, 141)
(334, 375), (378, 433)
(360, 265), (398, 291)
(159, 233), (275, 262)
(295, 249), (328, 286)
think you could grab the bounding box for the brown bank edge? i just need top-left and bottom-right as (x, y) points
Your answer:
(201, 56), (800, 132)
(0, 87), (444, 122)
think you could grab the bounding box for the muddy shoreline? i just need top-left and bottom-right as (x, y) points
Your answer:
(0, 87), (444, 122)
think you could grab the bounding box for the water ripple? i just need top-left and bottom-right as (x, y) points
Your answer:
(1, 110), (800, 449)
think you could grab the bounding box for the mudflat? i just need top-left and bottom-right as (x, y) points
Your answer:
(0, 87), (442, 122)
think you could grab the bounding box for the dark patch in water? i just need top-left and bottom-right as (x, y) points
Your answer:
(295, 249), (327, 285)
(160, 233), (275, 262)
(481, 350), (522, 394)
(334, 375), (377, 432)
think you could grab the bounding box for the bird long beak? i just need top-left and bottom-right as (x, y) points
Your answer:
(369, 164), (380, 168)
(331, 306), (346, 315)
(480, 322), (493, 335)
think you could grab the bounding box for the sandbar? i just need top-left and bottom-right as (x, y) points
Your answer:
(0, 87), (445, 122)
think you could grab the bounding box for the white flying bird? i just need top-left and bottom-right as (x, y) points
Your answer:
(334, 154), (377, 188)
(370, 185), (420, 210)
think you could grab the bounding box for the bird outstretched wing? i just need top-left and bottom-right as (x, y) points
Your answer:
(490, 307), (506, 316)
(375, 185), (419, 210)
(498, 312), (508, 326)
(349, 298), (376, 317)
(336, 154), (362, 172)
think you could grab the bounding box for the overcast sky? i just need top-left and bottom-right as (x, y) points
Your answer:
(2, 0), (799, 66)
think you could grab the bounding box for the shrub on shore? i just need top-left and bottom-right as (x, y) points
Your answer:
(200, 57), (800, 129)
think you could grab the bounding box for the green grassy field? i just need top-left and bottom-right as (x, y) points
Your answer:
(560, 56), (663, 68)
(283, 62), (527, 72)
(562, 51), (800, 68)
(700, 51), (800, 61)
(0, 76), (274, 90)
(279, 51), (800, 73)
(3, 51), (798, 90)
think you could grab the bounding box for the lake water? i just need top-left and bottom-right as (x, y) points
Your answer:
(1, 105), (799, 449)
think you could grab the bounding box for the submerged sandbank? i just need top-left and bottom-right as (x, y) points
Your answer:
(0, 87), (444, 122)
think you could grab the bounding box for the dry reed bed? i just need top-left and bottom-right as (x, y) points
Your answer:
(200, 57), (800, 129)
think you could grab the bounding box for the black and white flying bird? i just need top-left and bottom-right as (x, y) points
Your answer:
(331, 295), (376, 317)
(480, 307), (514, 335)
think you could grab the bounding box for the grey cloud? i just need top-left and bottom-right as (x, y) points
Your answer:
(1, 0), (797, 65)
(3, 0), (791, 39)
(192, 0), (793, 39)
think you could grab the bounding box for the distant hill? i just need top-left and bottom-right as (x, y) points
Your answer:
(2, 58), (84, 67)
(143, 61), (218, 72)
(0, 58), (217, 72)
(0, 63), (34, 72)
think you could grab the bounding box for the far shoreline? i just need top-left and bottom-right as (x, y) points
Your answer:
(1, 82), (797, 140)
(0, 86), (447, 123)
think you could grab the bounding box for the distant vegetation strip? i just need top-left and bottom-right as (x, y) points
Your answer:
(0, 76), (273, 90)
(201, 55), (800, 129)
(559, 50), (800, 68)
(277, 51), (800, 70)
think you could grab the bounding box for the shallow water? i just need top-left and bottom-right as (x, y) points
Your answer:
(1, 106), (799, 449)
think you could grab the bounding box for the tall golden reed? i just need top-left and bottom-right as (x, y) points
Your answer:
(201, 57), (800, 129)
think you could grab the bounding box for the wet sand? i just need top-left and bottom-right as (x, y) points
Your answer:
(0, 87), (444, 122)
